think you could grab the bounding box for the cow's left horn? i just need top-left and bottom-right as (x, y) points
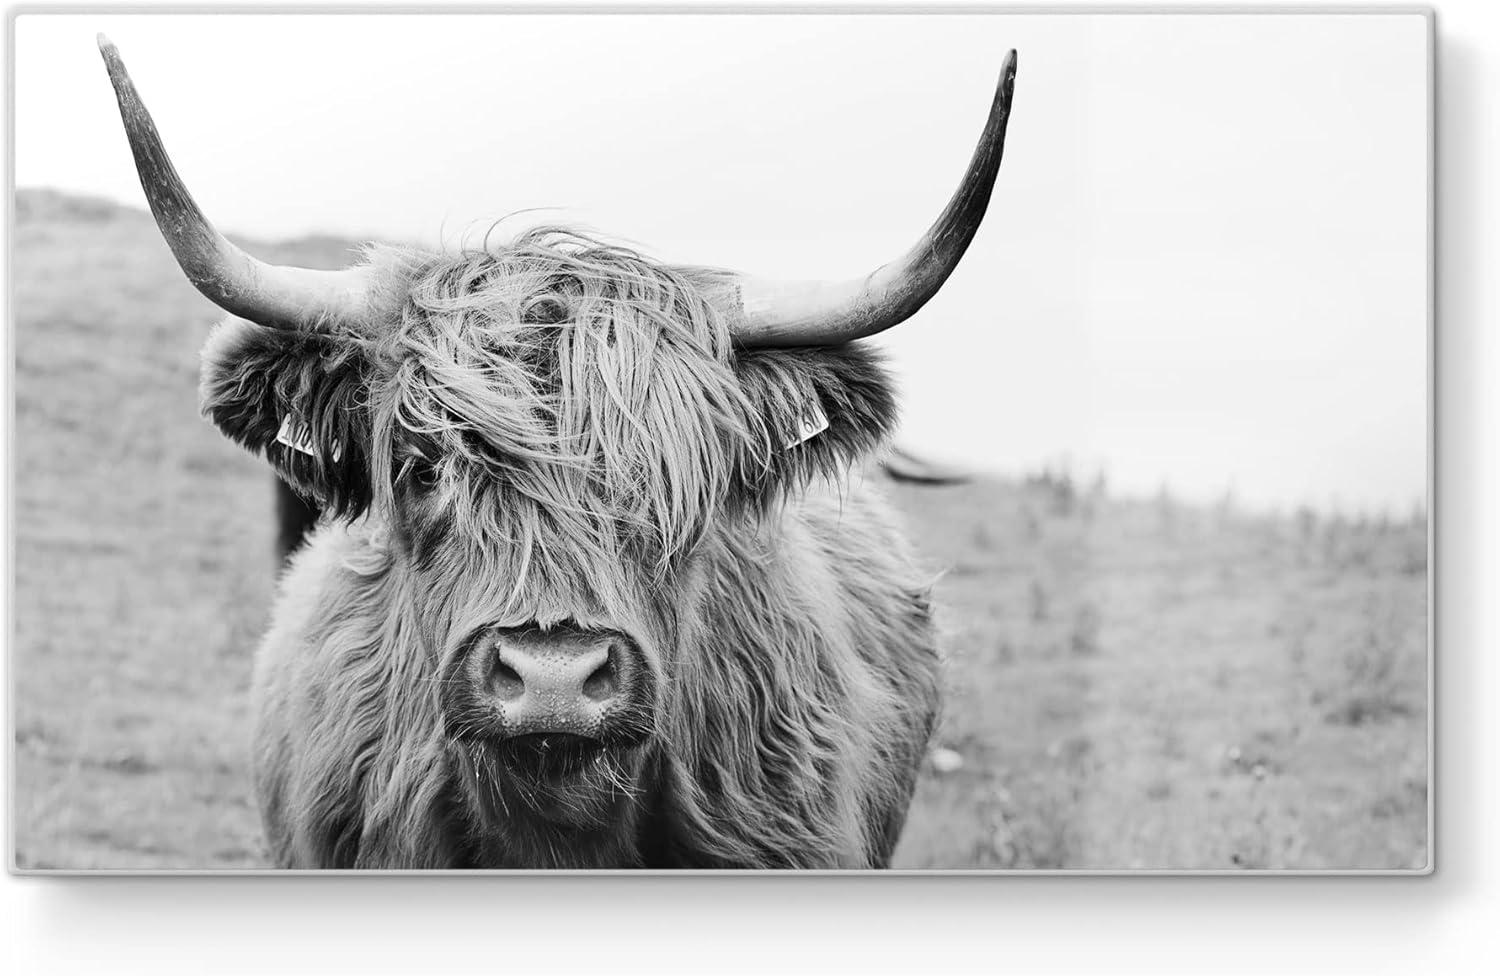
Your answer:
(721, 50), (1017, 348)
(98, 35), (370, 331)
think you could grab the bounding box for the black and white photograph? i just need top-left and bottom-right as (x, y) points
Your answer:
(10, 10), (1429, 872)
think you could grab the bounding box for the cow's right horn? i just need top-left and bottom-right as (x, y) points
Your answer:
(98, 35), (370, 331)
(718, 50), (1018, 348)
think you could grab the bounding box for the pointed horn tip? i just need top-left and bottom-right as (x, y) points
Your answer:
(96, 34), (129, 84)
(728, 50), (1018, 348)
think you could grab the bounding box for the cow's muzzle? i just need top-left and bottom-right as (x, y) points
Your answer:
(443, 624), (653, 746)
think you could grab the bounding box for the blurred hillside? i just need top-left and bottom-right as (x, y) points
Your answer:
(12, 188), (368, 868)
(10, 190), (1428, 870)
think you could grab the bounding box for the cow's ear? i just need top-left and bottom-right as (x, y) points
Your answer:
(731, 343), (898, 501)
(199, 318), (374, 518)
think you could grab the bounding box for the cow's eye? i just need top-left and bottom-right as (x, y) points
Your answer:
(405, 456), (443, 492)
(521, 295), (569, 325)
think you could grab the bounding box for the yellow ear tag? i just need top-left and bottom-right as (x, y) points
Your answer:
(783, 399), (830, 450)
(276, 414), (342, 462)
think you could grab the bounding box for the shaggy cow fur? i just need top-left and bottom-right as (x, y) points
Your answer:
(200, 229), (941, 868)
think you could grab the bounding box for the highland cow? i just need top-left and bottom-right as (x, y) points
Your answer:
(99, 35), (1018, 868)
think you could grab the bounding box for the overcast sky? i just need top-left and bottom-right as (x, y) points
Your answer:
(14, 12), (1429, 513)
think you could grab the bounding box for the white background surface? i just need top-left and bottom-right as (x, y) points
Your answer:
(4, 1), (1495, 974)
(13, 7), (1427, 513)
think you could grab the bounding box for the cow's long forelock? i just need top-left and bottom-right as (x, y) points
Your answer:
(363, 230), (770, 587)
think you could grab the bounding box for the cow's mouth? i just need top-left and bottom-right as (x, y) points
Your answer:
(493, 732), (611, 782)
(460, 730), (645, 826)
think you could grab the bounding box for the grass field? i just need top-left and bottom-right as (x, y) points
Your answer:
(10, 190), (1429, 871)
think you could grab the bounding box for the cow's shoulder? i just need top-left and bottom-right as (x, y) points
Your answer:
(791, 476), (937, 616)
(255, 520), (386, 686)
(650, 481), (939, 867)
(787, 479), (942, 865)
(252, 520), (458, 868)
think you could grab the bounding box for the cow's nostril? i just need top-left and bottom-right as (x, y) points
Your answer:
(490, 654), (525, 701)
(481, 632), (634, 739)
(581, 651), (619, 702)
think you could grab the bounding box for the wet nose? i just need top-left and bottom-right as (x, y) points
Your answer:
(487, 632), (622, 737)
